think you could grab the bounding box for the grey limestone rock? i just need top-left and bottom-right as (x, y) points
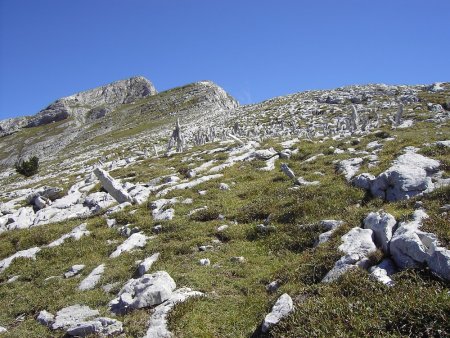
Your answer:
(138, 253), (160, 276)
(261, 293), (294, 333)
(109, 271), (176, 314)
(66, 317), (123, 337)
(316, 220), (344, 246)
(199, 258), (210, 266)
(78, 264), (105, 291)
(280, 163), (296, 181)
(369, 258), (397, 286)
(0, 247), (41, 274)
(337, 158), (364, 181)
(64, 264), (85, 278)
(46, 223), (90, 248)
(322, 227), (377, 283)
(37, 310), (55, 326)
(428, 246), (450, 281)
(52, 304), (100, 330)
(370, 152), (440, 201)
(94, 168), (133, 204)
(363, 211), (397, 254)
(109, 232), (149, 258)
(143, 288), (203, 338)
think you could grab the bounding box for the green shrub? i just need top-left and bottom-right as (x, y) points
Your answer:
(15, 156), (39, 177)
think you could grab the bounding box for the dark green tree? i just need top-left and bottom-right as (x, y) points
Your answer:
(15, 156), (39, 177)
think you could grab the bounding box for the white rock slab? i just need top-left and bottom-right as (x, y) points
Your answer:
(78, 264), (105, 291)
(261, 293), (294, 333)
(144, 288), (203, 338)
(109, 271), (176, 314)
(0, 247), (41, 273)
(138, 253), (160, 276)
(46, 223), (90, 248)
(109, 232), (149, 258)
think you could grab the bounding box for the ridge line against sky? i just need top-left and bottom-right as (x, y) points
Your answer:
(1, 0), (449, 120)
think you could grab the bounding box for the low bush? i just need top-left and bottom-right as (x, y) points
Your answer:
(15, 156), (39, 177)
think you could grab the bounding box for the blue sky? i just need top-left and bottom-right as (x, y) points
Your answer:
(0, 0), (449, 119)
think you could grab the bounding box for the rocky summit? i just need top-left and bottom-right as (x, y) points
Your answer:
(0, 77), (449, 337)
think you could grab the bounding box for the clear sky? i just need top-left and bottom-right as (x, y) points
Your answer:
(0, 0), (449, 120)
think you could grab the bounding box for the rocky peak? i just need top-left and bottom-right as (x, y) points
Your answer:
(26, 76), (157, 127)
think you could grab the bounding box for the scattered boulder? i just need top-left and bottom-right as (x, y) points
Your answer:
(363, 211), (396, 254)
(64, 264), (85, 278)
(110, 232), (150, 258)
(323, 227), (377, 283)
(253, 148), (278, 160)
(354, 151), (443, 202)
(315, 220), (344, 246)
(0, 247), (41, 274)
(93, 168), (133, 204)
(109, 271), (176, 314)
(261, 293), (294, 333)
(143, 288), (203, 338)
(66, 317), (123, 337)
(78, 264), (105, 291)
(369, 258), (396, 286)
(265, 280), (281, 293)
(52, 305), (99, 330)
(153, 208), (175, 221)
(280, 163), (296, 181)
(138, 253), (160, 276)
(199, 258), (210, 266)
(34, 196), (52, 210)
(37, 310), (55, 326)
(217, 224), (229, 232)
(6, 207), (35, 230)
(351, 173), (375, 190)
(219, 183), (230, 190)
(337, 158), (363, 181)
(428, 246), (450, 281)
(46, 223), (90, 248)
(83, 192), (116, 211)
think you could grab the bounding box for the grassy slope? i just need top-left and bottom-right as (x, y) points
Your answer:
(0, 118), (449, 337)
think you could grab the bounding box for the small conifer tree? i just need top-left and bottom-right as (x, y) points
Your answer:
(15, 156), (39, 177)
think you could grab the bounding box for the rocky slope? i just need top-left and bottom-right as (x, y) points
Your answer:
(0, 78), (238, 168)
(0, 79), (449, 337)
